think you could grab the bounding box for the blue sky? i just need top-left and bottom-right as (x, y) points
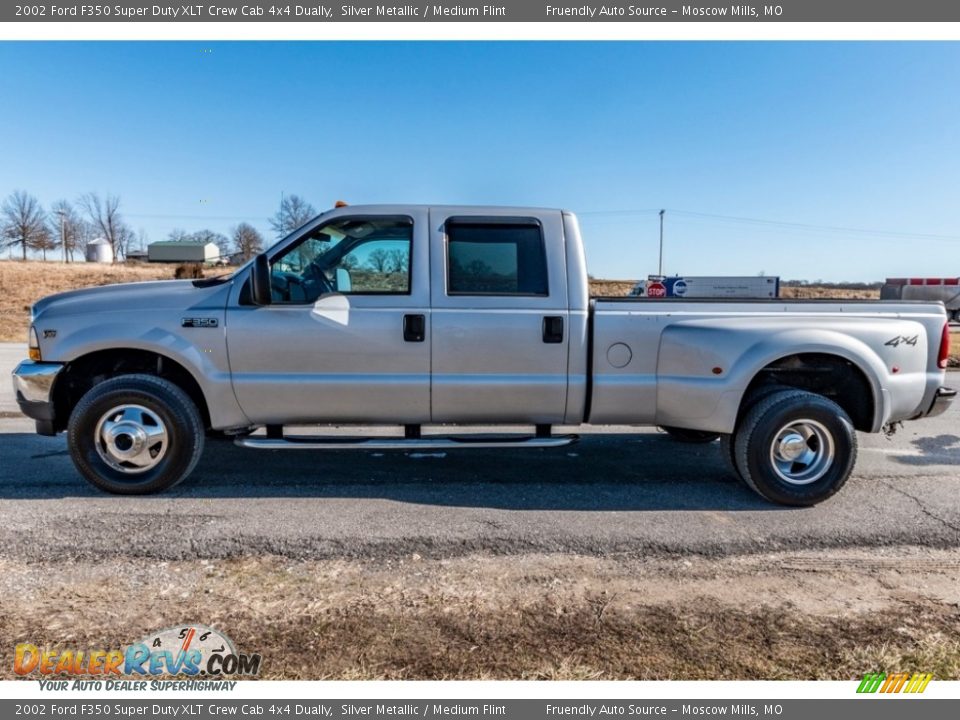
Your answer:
(1, 41), (958, 281)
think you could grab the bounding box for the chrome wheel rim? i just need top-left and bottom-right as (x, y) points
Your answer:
(769, 419), (835, 485)
(94, 404), (168, 475)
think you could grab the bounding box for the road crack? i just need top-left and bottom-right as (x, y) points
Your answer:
(879, 480), (960, 535)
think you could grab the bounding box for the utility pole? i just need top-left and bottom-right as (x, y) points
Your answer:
(59, 210), (66, 263)
(658, 209), (665, 277)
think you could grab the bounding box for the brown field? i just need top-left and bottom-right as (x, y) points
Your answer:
(1, 263), (955, 363)
(2, 551), (958, 680)
(0, 261), (188, 343)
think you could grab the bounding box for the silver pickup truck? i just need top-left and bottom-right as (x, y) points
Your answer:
(12, 205), (956, 505)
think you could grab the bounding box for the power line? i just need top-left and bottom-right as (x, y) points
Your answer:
(123, 212), (264, 221)
(578, 207), (960, 243)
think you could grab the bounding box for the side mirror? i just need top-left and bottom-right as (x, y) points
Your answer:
(335, 267), (352, 293)
(250, 253), (272, 306)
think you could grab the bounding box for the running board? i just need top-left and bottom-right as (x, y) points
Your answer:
(235, 435), (578, 451)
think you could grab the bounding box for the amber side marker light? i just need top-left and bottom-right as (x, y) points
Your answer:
(334, 200), (349, 208)
(28, 326), (41, 361)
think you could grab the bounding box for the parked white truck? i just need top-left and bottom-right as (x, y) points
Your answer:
(12, 205), (956, 505)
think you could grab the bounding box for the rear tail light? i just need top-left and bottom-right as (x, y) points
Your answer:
(938, 322), (950, 370)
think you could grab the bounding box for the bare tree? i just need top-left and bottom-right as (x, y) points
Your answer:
(33, 225), (57, 261)
(1, 190), (48, 260)
(49, 199), (88, 262)
(367, 247), (392, 273)
(386, 248), (409, 273)
(231, 222), (264, 262)
(79, 193), (131, 261)
(269, 194), (317, 238)
(189, 229), (230, 261)
(117, 224), (137, 262)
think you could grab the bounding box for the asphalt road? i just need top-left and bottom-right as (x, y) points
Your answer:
(1, 342), (959, 562)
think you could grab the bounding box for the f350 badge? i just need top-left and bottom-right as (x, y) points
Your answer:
(181, 317), (219, 328)
(885, 335), (918, 347)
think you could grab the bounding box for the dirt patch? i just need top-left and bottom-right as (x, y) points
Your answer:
(1, 549), (958, 680)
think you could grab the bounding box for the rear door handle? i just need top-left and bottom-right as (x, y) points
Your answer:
(403, 314), (425, 342)
(542, 316), (564, 344)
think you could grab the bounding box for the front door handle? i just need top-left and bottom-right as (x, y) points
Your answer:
(403, 314), (425, 342)
(542, 316), (564, 344)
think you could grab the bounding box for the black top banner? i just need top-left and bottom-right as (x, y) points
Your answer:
(6, 0), (960, 22)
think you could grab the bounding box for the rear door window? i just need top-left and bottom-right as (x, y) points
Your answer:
(445, 220), (548, 296)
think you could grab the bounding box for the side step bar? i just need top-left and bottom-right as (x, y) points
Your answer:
(235, 435), (578, 451)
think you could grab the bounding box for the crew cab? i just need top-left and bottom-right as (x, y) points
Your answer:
(12, 205), (956, 505)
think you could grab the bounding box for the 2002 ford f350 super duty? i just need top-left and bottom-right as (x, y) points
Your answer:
(11, 205), (956, 505)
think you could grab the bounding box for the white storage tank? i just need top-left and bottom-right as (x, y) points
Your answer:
(85, 238), (114, 263)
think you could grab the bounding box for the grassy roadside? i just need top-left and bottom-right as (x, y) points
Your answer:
(0, 261), (175, 344)
(2, 551), (958, 680)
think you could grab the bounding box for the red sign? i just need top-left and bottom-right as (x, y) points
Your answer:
(647, 281), (667, 298)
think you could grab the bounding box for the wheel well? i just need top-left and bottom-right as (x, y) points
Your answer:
(52, 349), (210, 432)
(743, 353), (874, 432)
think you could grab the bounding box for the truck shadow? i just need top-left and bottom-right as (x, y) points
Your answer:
(0, 431), (788, 509)
(890, 434), (960, 466)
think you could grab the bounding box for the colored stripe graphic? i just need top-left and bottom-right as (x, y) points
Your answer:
(881, 672), (909, 693)
(857, 673), (885, 693)
(904, 673), (933, 693)
(857, 672), (932, 694)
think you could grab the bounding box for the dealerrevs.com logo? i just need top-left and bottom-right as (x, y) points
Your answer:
(15, 624), (261, 678)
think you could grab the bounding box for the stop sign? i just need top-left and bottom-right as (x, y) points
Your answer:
(647, 281), (666, 298)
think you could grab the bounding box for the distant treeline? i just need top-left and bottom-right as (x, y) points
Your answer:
(1, 189), (321, 264)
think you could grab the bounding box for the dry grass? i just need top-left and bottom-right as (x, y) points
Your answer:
(781, 286), (881, 300)
(0, 261), (179, 342)
(589, 279), (638, 297)
(1, 552), (958, 680)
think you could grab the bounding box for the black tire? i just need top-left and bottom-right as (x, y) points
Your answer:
(719, 433), (740, 480)
(67, 374), (205, 495)
(722, 384), (796, 485)
(733, 389), (857, 506)
(660, 426), (721, 443)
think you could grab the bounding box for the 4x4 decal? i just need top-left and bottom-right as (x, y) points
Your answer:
(885, 335), (918, 347)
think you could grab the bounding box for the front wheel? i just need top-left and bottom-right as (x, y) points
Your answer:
(732, 389), (857, 506)
(67, 374), (205, 495)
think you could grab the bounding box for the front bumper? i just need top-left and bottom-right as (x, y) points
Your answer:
(11, 360), (64, 435)
(926, 386), (957, 418)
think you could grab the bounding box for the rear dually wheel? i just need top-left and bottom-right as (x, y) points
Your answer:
(733, 389), (857, 506)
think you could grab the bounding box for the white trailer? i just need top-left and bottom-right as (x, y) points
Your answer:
(631, 275), (780, 299)
(148, 241), (221, 264)
(882, 278), (960, 322)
